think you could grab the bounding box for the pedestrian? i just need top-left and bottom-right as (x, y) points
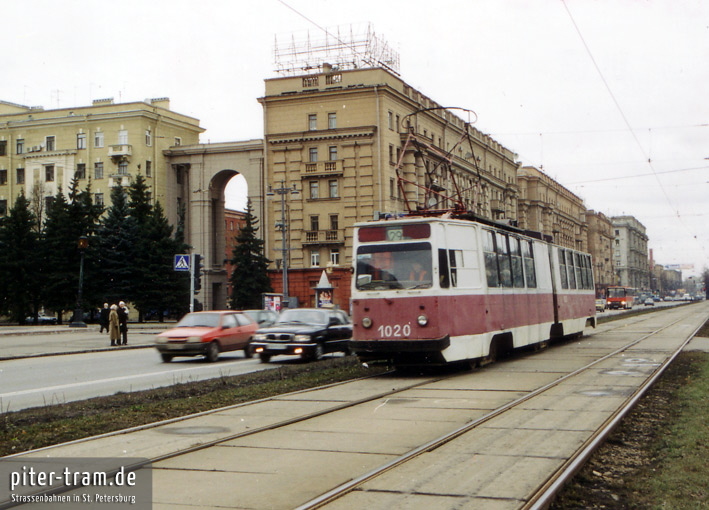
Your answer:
(108, 304), (120, 346)
(99, 303), (110, 333)
(117, 301), (129, 345)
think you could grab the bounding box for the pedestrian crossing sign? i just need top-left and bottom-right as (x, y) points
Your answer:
(174, 254), (190, 271)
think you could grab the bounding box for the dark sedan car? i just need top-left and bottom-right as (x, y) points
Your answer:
(250, 308), (352, 363)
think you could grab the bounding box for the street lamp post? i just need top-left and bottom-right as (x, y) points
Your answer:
(267, 181), (299, 306)
(69, 236), (88, 328)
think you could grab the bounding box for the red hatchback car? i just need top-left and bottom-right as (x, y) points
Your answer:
(155, 311), (258, 362)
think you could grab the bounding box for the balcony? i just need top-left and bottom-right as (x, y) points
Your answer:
(302, 229), (343, 245)
(108, 144), (132, 162)
(109, 173), (133, 188)
(303, 160), (342, 176)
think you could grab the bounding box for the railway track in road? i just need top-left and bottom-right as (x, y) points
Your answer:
(7, 302), (708, 510)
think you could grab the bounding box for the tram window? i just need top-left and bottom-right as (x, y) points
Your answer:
(567, 251), (577, 289)
(522, 241), (537, 288)
(439, 249), (450, 288)
(483, 230), (499, 287)
(356, 242), (432, 290)
(586, 255), (594, 289)
(558, 250), (568, 289)
(574, 253), (584, 289)
(509, 237), (524, 288)
(496, 233), (512, 288)
(448, 249), (462, 287)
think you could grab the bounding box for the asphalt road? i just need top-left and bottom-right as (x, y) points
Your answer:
(0, 327), (281, 412)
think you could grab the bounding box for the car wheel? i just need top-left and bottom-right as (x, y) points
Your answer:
(306, 343), (324, 361)
(160, 353), (173, 363)
(205, 342), (219, 363)
(244, 343), (253, 359)
(259, 353), (271, 363)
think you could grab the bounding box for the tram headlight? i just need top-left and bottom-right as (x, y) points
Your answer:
(417, 315), (429, 327)
(361, 317), (373, 329)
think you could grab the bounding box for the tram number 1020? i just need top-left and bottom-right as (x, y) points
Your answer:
(377, 323), (412, 338)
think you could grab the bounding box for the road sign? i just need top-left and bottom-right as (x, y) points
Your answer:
(174, 254), (190, 271)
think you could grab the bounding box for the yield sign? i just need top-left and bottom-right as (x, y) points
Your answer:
(174, 254), (191, 271)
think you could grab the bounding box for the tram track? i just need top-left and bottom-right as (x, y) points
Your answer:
(6, 303), (706, 509)
(296, 309), (694, 509)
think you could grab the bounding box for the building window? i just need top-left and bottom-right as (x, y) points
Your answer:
(0, 141), (6, 156)
(94, 131), (104, 148)
(94, 162), (104, 179)
(75, 163), (86, 179)
(16, 168), (25, 184)
(145, 129), (152, 146)
(388, 111), (393, 130)
(45, 136), (55, 151)
(174, 137), (182, 146)
(0, 169), (7, 185)
(308, 114), (317, 131)
(45, 196), (54, 212)
(328, 112), (336, 129)
(16, 139), (24, 154)
(309, 147), (318, 162)
(118, 162), (128, 175)
(328, 146), (337, 161)
(146, 160), (152, 177)
(330, 248), (340, 266)
(0, 199), (6, 216)
(389, 144), (395, 164)
(95, 193), (104, 206)
(118, 130), (128, 145)
(328, 179), (338, 198)
(309, 180), (319, 199)
(310, 215), (319, 231)
(45, 165), (55, 182)
(330, 214), (339, 231)
(395, 114), (400, 132)
(77, 133), (86, 150)
(310, 249), (320, 267)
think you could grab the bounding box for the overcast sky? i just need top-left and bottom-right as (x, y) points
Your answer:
(2, 0), (707, 276)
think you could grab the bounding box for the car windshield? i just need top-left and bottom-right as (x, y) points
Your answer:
(275, 309), (328, 326)
(356, 242), (432, 290)
(175, 313), (221, 328)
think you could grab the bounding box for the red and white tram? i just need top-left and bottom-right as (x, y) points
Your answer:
(350, 215), (596, 366)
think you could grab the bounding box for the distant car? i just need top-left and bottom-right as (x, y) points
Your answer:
(250, 308), (353, 363)
(25, 313), (58, 325)
(595, 299), (606, 312)
(644, 298), (655, 306)
(243, 309), (279, 328)
(154, 311), (258, 363)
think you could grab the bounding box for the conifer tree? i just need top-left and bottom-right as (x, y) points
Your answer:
(96, 186), (138, 305)
(229, 200), (273, 309)
(0, 192), (42, 323)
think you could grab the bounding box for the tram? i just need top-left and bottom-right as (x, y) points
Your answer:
(350, 215), (597, 366)
(605, 286), (636, 310)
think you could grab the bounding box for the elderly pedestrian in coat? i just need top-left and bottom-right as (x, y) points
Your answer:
(109, 304), (120, 347)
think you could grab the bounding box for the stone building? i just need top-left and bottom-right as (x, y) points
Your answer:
(585, 210), (615, 295)
(516, 166), (587, 251)
(258, 66), (519, 308)
(0, 98), (203, 223)
(611, 215), (650, 289)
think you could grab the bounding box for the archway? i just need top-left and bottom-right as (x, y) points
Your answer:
(165, 141), (265, 310)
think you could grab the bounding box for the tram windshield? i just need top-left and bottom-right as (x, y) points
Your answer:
(607, 287), (629, 298)
(355, 242), (432, 290)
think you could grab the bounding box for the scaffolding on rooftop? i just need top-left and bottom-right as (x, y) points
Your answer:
(273, 23), (400, 76)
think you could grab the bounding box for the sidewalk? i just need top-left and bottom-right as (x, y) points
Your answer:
(0, 323), (170, 360)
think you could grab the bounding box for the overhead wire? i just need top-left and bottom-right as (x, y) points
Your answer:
(561, 0), (705, 254)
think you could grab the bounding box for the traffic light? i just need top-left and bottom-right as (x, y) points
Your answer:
(193, 254), (203, 292)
